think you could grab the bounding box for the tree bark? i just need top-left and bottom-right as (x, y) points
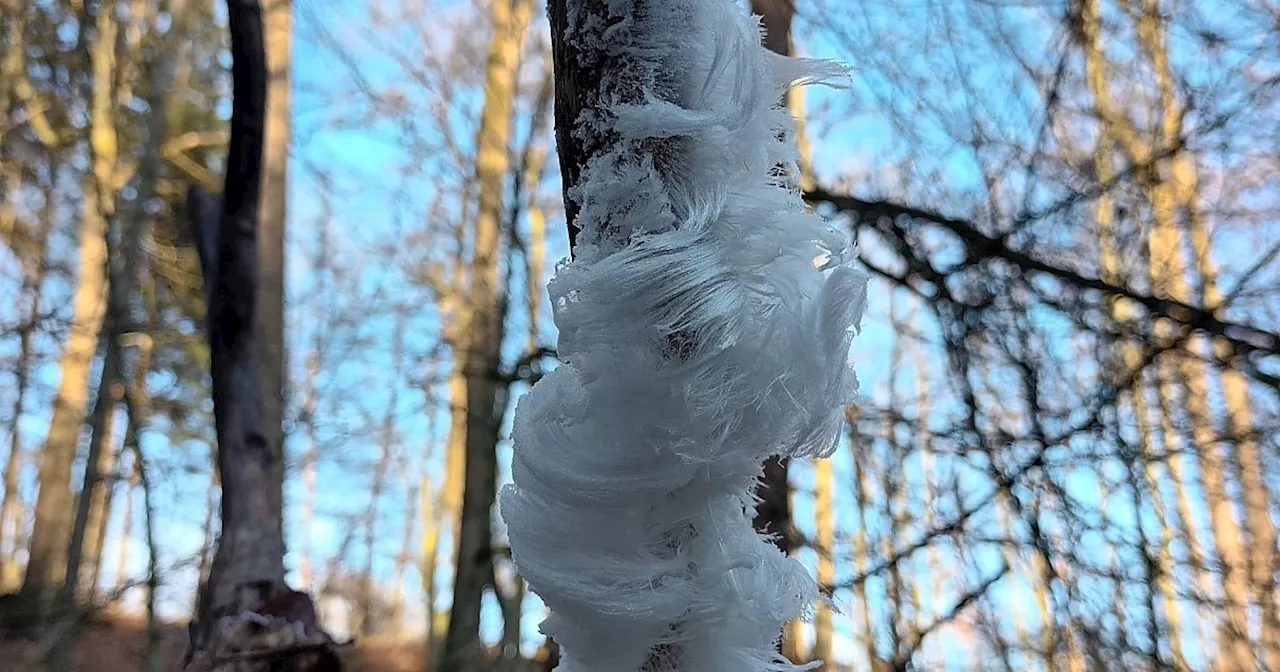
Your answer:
(421, 475), (441, 667)
(358, 315), (405, 637)
(190, 0), (287, 632)
(121, 388), (163, 672)
(747, 10), (803, 612)
(256, 0), (291, 556)
(298, 349), (319, 592)
(17, 1), (115, 605)
(1, 162), (57, 594)
(21, 176), (109, 612)
(77, 374), (122, 602)
(111, 474), (135, 599)
(439, 0), (534, 667)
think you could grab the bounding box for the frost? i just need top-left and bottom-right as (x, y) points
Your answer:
(499, 0), (867, 669)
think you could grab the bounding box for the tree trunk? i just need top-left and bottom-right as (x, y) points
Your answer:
(389, 479), (416, 629)
(808, 77), (833, 662)
(298, 349), (320, 591)
(191, 0), (287, 632)
(747, 0), (804, 661)
(197, 470), (218, 588)
(848, 406), (880, 671)
(1167, 53), (1279, 672)
(0, 0), (26, 241)
(421, 475), (441, 668)
(122, 390), (163, 672)
(812, 453), (834, 668)
(1, 163), (57, 594)
(85, 441), (125, 602)
(111, 475), (135, 600)
(78, 380), (122, 602)
(439, 0), (534, 667)
(358, 315), (405, 637)
(256, 0), (291, 558)
(882, 298), (904, 661)
(21, 172), (109, 615)
(61, 333), (123, 612)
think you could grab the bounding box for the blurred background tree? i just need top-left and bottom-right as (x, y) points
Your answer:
(0, 0), (1277, 670)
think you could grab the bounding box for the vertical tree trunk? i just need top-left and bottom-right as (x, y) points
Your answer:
(86, 442), (126, 601)
(78, 382), (122, 602)
(111, 475), (135, 600)
(1167, 52), (1279, 672)
(1178, 175), (1253, 668)
(191, 0), (287, 631)
(812, 457), (834, 668)
(848, 405), (880, 672)
(37, 4), (121, 663)
(298, 349), (320, 591)
(358, 315), (405, 637)
(22, 178), (110, 613)
(122, 390), (163, 672)
(197, 470), (218, 588)
(421, 475), (441, 667)
(63, 336), (122, 608)
(1, 164), (57, 593)
(0, 0), (25, 242)
(913, 360), (938, 634)
(440, 0), (534, 667)
(256, 0), (291, 557)
(389, 478), (417, 629)
(747, 0), (804, 661)
(1079, 5), (1199, 663)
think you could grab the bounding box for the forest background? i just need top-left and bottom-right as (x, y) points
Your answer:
(1, 0), (1279, 670)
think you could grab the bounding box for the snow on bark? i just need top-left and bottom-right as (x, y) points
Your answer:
(499, 0), (867, 670)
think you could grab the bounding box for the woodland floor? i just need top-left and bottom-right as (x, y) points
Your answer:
(0, 613), (427, 672)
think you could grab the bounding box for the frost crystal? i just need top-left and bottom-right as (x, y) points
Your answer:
(499, 0), (867, 669)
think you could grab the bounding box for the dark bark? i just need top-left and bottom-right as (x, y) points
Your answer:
(747, 1), (801, 660)
(187, 0), (286, 638)
(548, 0), (591, 255)
(548, 0), (802, 665)
(439, 0), (531, 668)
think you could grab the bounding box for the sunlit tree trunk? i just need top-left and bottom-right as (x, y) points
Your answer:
(1153, 23), (1278, 670)
(812, 451), (835, 668)
(438, 0), (534, 667)
(122, 386), (162, 672)
(421, 474), (441, 667)
(298, 349), (319, 591)
(0, 0), (25, 242)
(1079, 3), (1195, 663)
(197, 470), (218, 588)
(21, 37), (113, 612)
(847, 405), (879, 671)
(192, 0), (289, 631)
(1181, 148), (1278, 668)
(111, 473), (135, 600)
(1, 164), (57, 593)
(73, 345), (123, 603)
(358, 314), (405, 636)
(389, 478), (416, 628)
(882, 296), (905, 661)
(0, 2), (53, 592)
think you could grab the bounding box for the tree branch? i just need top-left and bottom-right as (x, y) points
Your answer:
(806, 187), (1280, 365)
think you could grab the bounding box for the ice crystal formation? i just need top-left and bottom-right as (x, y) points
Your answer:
(499, 0), (867, 669)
